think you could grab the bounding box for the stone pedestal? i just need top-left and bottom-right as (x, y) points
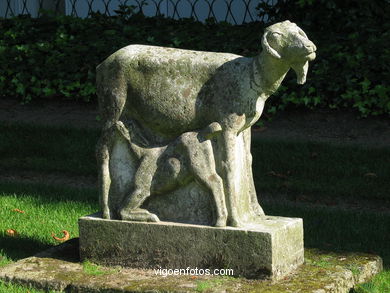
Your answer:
(79, 213), (304, 279)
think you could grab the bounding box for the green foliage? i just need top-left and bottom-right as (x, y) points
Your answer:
(196, 280), (213, 292)
(82, 260), (105, 275)
(0, 249), (12, 267)
(0, 281), (50, 293)
(354, 271), (390, 293)
(0, 1), (389, 116)
(0, 11), (263, 104)
(0, 182), (97, 262)
(257, 0), (390, 116)
(82, 260), (117, 276)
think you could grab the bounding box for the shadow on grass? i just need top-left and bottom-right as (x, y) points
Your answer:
(0, 181), (97, 204)
(264, 201), (390, 268)
(0, 122), (99, 176)
(0, 235), (52, 262)
(34, 238), (80, 263)
(252, 139), (390, 202)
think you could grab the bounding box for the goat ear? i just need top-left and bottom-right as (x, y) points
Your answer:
(261, 31), (281, 59)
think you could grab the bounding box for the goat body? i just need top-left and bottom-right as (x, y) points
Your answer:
(97, 45), (263, 141)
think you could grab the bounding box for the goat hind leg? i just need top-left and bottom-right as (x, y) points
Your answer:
(119, 156), (159, 222)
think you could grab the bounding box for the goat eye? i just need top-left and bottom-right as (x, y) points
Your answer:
(299, 30), (308, 38)
(271, 32), (282, 39)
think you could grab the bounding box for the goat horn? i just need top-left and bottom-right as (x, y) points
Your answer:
(261, 31), (281, 59)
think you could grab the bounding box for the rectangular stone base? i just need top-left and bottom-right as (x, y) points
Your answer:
(79, 214), (304, 279)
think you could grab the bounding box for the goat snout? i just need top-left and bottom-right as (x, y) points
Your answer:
(302, 41), (316, 61)
(305, 42), (317, 53)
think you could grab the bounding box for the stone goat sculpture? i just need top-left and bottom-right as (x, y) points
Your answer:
(101, 120), (227, 226)
(96, 20), (316, 227)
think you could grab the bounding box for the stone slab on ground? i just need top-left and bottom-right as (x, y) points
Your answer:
(79, 214), (304, 279)
(0, 239), (382, 293)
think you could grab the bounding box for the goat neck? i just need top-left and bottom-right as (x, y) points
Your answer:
(252, 50), (290, 99)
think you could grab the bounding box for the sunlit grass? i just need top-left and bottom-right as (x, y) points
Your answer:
(0, 182), (98, 263)
(0, 281), (54, 293)
(354, 270), (390, 293)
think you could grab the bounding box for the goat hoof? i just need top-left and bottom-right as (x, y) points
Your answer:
(118, 208), (130, 220)
(215, 217), (227, 227)
(102, 209), (110, 219)
(228, 218), (243, 228)
(119, 208), (160, 223)
(148, 213), (160, 222)
(252, 205), (265, 218)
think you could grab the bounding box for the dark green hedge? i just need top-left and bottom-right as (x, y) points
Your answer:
(0, 0), (389, 117)
(259, 0), (390, 116)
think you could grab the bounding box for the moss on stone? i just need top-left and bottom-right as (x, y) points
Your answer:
(0, 246), (383, 293)
(82, 260), (119, 276)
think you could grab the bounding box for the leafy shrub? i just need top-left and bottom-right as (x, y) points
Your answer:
(0, 1), (389, 117)
(0, 11), (264, 103)
(257, 0), (390, 116)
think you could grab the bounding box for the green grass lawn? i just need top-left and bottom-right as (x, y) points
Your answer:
(0, 183), (98, 293)
(0, 183), (98, 264)
(0, 122), (389, 292)
(0, 281), (56, 293)
(0, 123), (98, 176)
(252, 138), (390, 201)
(264, 201), (390, 265)
(354, 270), (390, 293)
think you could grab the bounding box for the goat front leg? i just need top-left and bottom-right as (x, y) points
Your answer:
(96, 125), (114, 219)
(221, 129), (242, 227)
(243, 128), (265, 218)
(189, 144), (227, 227)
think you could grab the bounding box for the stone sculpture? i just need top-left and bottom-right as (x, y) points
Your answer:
(109, 120), (227, 226)
(80, 20), (316, 278)
(95, 20), (316, 227)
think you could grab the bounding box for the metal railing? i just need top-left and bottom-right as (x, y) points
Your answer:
(1, 0), (276, 24)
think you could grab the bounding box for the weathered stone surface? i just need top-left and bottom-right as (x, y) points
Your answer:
(95, 20), (317, 227)
(79, 213), (304, 279)
(86, 20), (318, 283)
(0, 239), (382, 293)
